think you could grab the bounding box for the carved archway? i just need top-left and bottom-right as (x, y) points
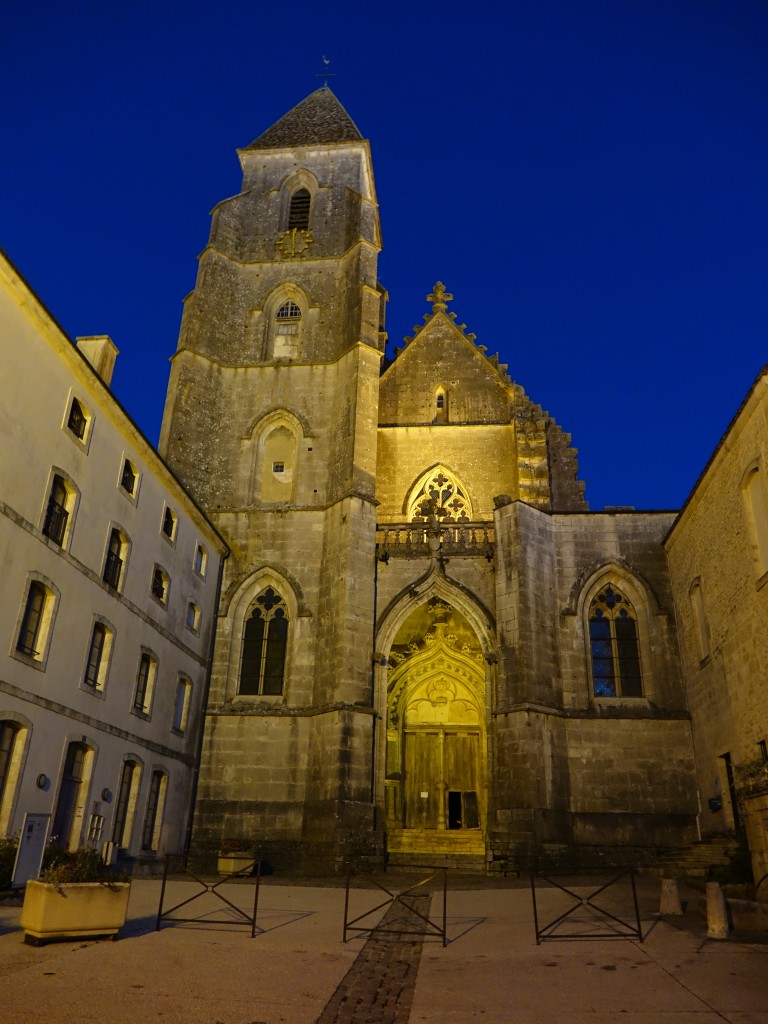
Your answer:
(384, 597), (487, 856)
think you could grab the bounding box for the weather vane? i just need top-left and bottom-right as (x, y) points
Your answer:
(316, 55), (337, 87)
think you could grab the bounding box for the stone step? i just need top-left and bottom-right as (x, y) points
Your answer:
(652, 838), (739, 876)
(387, 851), (487, 873)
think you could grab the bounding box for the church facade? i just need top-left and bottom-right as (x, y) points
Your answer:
(158, 88), (761, 875)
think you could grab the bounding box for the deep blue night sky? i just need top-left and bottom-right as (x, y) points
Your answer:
(3, 1), (766, 510)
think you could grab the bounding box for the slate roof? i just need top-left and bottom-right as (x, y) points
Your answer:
(244, 88), (363, 150)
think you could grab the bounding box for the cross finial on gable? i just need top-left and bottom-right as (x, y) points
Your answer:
(316, 55), (337, 88)
(427, 281), (453, 313)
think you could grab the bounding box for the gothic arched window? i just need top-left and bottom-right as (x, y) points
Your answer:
(239, 588), (288, 696)
(588, 585), (643, 697)
(273, 301), (302, 359)
(408, 466), (472, 522)
(287, 189), (311, 230)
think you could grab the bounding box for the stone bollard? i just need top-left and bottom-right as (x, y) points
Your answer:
(706, 881), (730, 939)
(659, 878), (683, 915)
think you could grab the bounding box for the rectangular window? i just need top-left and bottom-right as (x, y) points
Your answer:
(162, 506), (177, 541)
(185, 602), (200, 634)
(120, 459), (138, 496)
(193, 544), (207, 577)
(141, 771), (167, 851)
(172, 679), (191, 733)
(113, 760), (140, 848)
(133, 653), (156, 715)
(589, 618), (616, 697)
(43, 475), (69, 546)
(83, 623), (108, 690)
(151, 567), (168, 604)
(67, 398), (87, 440)
(0, 721), (21, 816)
(103, 529), (124, 590)
(16, 583), (47, 658)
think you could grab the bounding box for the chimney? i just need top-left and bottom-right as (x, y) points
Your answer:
(76, 335), (119, 386)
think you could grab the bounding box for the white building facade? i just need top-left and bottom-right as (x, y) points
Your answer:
(0, 251), (227, 870)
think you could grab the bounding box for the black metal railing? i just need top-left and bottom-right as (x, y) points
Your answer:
(343, 867), (448, 946)
(156, 855), (263, 937)
(530, 869), (643, 943)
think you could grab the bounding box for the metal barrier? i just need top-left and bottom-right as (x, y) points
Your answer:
(343, 867), (448, 947)
(530, 868), (643, 944)
(155, 855), (262, 937)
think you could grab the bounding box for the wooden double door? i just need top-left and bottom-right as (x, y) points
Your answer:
(403, 728), (482, 831)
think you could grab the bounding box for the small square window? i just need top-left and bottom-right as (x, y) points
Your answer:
(273, 462), (285, 473)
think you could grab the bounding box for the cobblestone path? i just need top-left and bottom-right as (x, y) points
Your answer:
(315, 894), (431, 1024)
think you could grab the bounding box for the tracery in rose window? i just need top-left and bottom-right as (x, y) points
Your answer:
(408, 466), (472, 522)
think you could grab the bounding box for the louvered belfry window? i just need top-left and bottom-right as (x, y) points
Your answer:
(287, 188), (310, 230)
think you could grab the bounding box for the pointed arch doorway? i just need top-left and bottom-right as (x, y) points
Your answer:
(384, 598), (488, 860)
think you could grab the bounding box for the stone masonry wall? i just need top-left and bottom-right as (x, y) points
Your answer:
(666, 373), (768, 843)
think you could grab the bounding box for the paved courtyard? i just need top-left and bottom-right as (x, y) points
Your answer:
(0, 873), (766, 1023)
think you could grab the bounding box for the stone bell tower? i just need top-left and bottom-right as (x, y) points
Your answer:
(160, 88), (386, 872)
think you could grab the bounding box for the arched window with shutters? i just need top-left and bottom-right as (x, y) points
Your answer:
(239, 587), (288, 696)
(588, 585), (643, 697)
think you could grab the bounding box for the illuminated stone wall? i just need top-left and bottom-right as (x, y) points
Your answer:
(489, 499), (698, 866)
(665, 370), (768, 859)
(160, 93), (385, 872)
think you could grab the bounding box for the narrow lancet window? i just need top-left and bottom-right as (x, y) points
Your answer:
(588, 585), (643, 697)
(239, 588), (288, 695)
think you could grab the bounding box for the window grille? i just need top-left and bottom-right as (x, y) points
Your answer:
(275, 301), (301, 335)
(87, 813), (104, 844)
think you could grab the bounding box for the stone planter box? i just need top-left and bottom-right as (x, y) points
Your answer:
(20, 879), (131, 944)
(217, 854), (255, 876)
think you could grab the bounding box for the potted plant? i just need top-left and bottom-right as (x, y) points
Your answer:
(20, 847), (131, 945)
(217, 839), (256, 876)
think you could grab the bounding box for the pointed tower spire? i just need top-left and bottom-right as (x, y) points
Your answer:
(244, 87), (363, 150)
